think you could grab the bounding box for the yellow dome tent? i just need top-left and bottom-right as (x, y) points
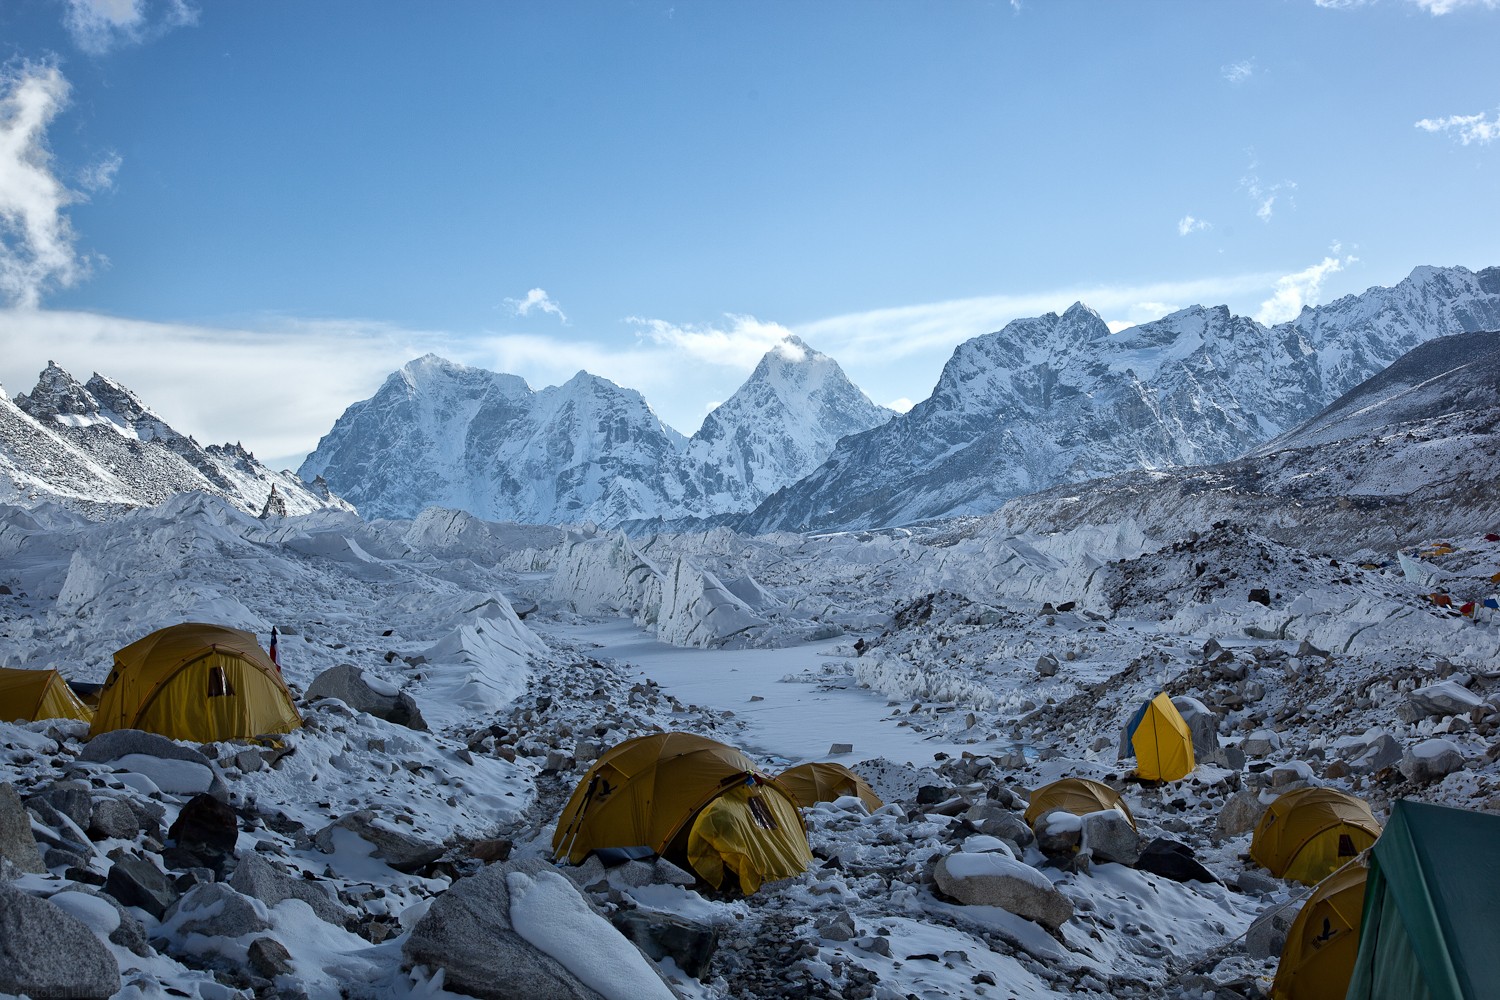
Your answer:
(1271, 862), (1367, 1000)
(0, 667), (94, 724)
(1023, 777), (1136, 830)
(1124, 692), (1195, 782)
(777, 761), (884, 812)
(90, 623), (301, 743)
(1251, 786), (1381, 886)
(553, 732), (812, 894)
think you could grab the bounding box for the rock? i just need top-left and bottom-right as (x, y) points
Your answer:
(248, 936), (295, 978)
(1406, 681), (1485, 721)
(60, 886), (152, 956)
(1248, 588), (1271, 607)
(1246, 902), (1295, 959)
(828, 743), (854, 755)
(0, 882), (119, 1000)
(306, 664), (428, 731)
(1172, 696), (1227, 767)
(104, 854), (181, 919)
(932, 852), (1073, 931)
(1134, 838), (1219, 884)
(161, 882), (271, 938)
(1032, 810), (1082, 856)
(0, 783), (46, 874)
(404, 859), (675, 1000)
(1296, 639), (1329, 659)
(80, 728), (214, 768)
(167, 792), (240, 871)
(1347, 734), (1402, 774)
(28, 781), (93, 830)
(1234, 870), (1280, 896)
(612, 908), (720, 978)
(231, 850), (351, 927)
(1215, 790), (1270, 840)
(1400, 739), (1466, 784)
(1241, 730), (1283, 759)
(1036, 653), (1060, 678)
(315, 810), (443, 873)
(652, 857), (696, 887)
(1079, 810), (1142, 866)
(89, 797), (142, 841)
(963, 802), (1034, 850)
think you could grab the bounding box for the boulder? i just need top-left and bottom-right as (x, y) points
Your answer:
(306, 663), (429, 731)
(1032, 809), (1082, 856)
(89, 796), (142, 841)
(1079, 810), (1142, 866)
(80, 728), (213, 767)
(1404, 681), (1485, 721)
(1215, 790), (1270, 841)
(50, 886), (151, 956)
(1035, 653), (1060, 678)
(963, 802), (1034, 849)
(167, 792), (240, 872)
(1241, 730), (1283, 759)
(0, 882), (119, 1000)
(315, 810), (443, 873)
(1400, 739), (1466, 784)
(404, 859), (676, 1000)
(104, 854), (180, 919)
(612, 907), (720, 978)
(27, 781), (93, 830)
(1134, 838), (1219, 885)
(1347, 734), (1402, 774)
(1172, 696), (1227, 767)
(160, 882), (271, 939)
(0, 783), (46, 874)
(933, 852), (1073, 931)
(231, 850), (351, 927)
(1246, 902), (1295, 959)
(248, 936), (295, 978)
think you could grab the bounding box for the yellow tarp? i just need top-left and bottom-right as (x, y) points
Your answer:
(1024, 777), (1136, 830)
(90, 623), (301, 743)
(1130, 692), (1195, 782)
(685, 782), (814, 894)
(777, 761), (884, 812)
(1272, 862), (1367, 1000)
(0, 667), (93, 724)
(1251, 786), (1381, 886)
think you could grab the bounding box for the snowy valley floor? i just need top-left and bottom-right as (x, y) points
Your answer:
(2, 499), (1499, 999)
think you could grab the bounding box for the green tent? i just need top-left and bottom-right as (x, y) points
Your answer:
(1345, 799), (1500, 1000)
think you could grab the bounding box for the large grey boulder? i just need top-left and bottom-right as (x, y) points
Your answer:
(104, 854), (180, 919)
(1215, 790), (1270, 841)
(1346, 733), (1402, 774)
(1403, 681), (1484, 722)
(314, 810), (443, 873)
(1400, 739), (1466, 784)
(306, 664), (428, 731)
(27, 781), (93, 830)
(1079, 809), (1142, 866)
(0, 783), (46, 874)
(50, 886), (151, 956)
(160, 882), (271, 939)
(932, 852), (1073, 931)
(0, 881), (120, 1000)
(404, 859), (676, 1000)
(231, 850), (351, 927)
(80, 729), (212, 766)
(1246, 901), (1296, 959)
(963, 801), (1034, 850)
(1172, 696), (1227, 767)
(89, 796), (143, 840)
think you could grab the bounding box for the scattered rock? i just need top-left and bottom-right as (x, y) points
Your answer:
(828, 743), (854, 755)
(1036, 653), (1060, 677)
(315, 810), (443, 873)
(1245, 901), (1295, 959)
(612, 908), (720, 978)
(0, 881), (120, 1000)
(248, 936), (295, 978)
(1134, 838), (1219, 884)
(88, 796), (142, 841)
(1404, 681), (1484, 722)
(1240, 729), (1283, 759)
(160, 881), (271, 939)
(231, 850), (350, 927)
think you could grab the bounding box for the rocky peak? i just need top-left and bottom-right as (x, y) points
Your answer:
(14, 362), (98, 420)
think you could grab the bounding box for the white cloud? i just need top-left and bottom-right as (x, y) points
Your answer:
(630, 314), (797, 369)
(1254, 255), (1355, 325)
(62, 0), (197, 55)
(505, 287), (568, 323)
(0, 64), (84, 309)
(1313, 0), (1371, 8)
(1411, 0), (1497, 12)
(77, 151), (123, 192)
(1415, 110), (1500, 145)
(1241, 171), (1296, 223)
(886, 397), (915, 413)
(1177, 215), (1211, 236)
(1221, 59), (1254, 84)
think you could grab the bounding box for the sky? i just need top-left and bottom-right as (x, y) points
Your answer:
(0, 0), (1497, 471)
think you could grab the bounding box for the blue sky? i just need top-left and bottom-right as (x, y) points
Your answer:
(1, 0), (1496, 470)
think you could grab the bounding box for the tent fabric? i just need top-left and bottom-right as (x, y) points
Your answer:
(553, 731), (812, 894)
(1126, 692), (1195, 782)
(0, 667), (94, 724)
(90, 623), (301, 743)
(1023, 777), (1136, 830)
(685, 781), (814, 894)
(1345, 799), (1500, 1000)
(777, 761), (884, 812)
(1271, 861), (1367, 1000)
(1250, 787), (1381, 886)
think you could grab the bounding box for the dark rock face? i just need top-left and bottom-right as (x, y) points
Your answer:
(167, 793), (240, 872)
(104, 854), (181, 919)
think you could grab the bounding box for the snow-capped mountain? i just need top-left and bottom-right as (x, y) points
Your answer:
(301, 342), (891, 525)
(2, 362), (351, 517)
(741, 264), (1500, 533)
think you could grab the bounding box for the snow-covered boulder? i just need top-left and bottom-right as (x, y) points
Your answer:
(1080, 808), (1142, 865)
(1400, 739), (1466, 784)
(0, 881), (119, 999)
(229, 850), (351, 928)
(1404, 680), (1484, 721)
(306, 664), (427, 731)
(159, 882), (271, 940)
(314, 810), (443, 874)
(1173, 696), (1227, 767)
(933, 851), (1073, 931)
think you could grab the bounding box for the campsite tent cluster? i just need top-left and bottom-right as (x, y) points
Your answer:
(1, 622), (301, 743)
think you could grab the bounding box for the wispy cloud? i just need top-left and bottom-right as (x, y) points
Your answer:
(1177, 215), (1211, 236)
(1415, 109), (1500, 145)
(62, 0), (198, 55)
(0, 64), (85, 309)
(1241, 167), (1296, 223)
(1313, 0), (1371, 8)
(1254, 255), (1356, 325)
(629, 314), (796, 370)
(77, 151), (123, 193)
(504, 287), (568, 323)
(1410, 0), (1497, 12)
(1221, 59), (1255, 84)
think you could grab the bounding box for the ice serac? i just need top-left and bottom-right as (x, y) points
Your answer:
(3, 363), (351, 517)
(742, 264), (1500, 533)
(302, 337), (891, 525)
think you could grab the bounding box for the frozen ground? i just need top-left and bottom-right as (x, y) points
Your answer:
(2, 496), (1498, 999)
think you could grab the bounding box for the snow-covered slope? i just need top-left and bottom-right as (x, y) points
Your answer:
(2, 363), (351, 518)
(302, 341), (890, 525)
(742, 265), (1500, 533)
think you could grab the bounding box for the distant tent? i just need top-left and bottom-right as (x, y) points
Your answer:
(0, 667), (93, 724)
(90, 623), (301, 743)
(1345, 799), (1500, 1000)
(1023, 777), (1136, 830)
(1123, 692), (1195, 782)
(1251, 786), (1381, 886)
(1271, 862), (1367, 1000)
(553, 732), (812, 894)
(777, 761), (883, 812)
